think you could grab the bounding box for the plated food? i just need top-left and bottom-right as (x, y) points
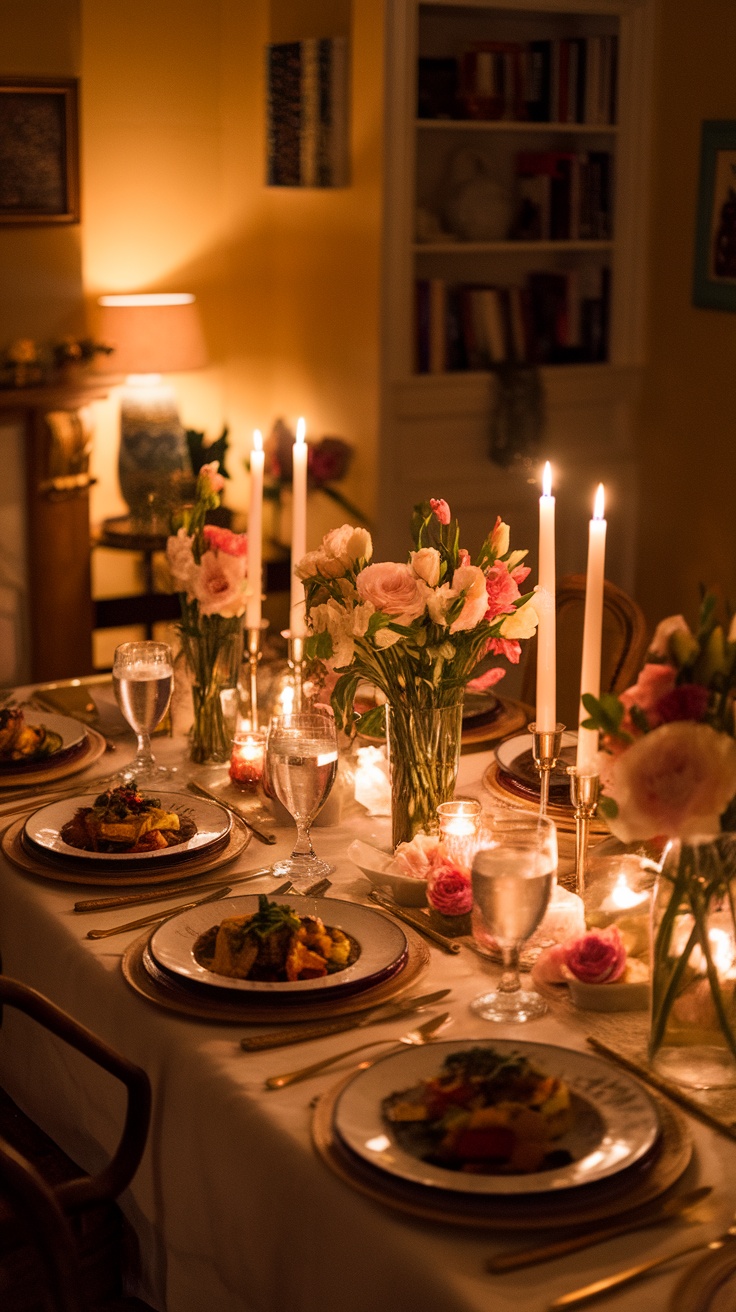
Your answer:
(194, 894), (359, 982)
(0, 707), (62, 761)
(334, 1039), (660, 1196)
(150, 893), (408, 996)
(60, 785), (193, 854)
(25, 789), (232, 864)
(383, 1047), (573, 1174)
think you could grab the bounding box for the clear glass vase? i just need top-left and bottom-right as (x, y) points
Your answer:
(183, 623), (244, 764)
(649, 833), (736, 1089)
(386, 701), (463, 849)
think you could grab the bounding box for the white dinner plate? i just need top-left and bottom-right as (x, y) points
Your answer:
(334, 1039), (659, 1196)
(495, 730), (578, 792)
(24, 790), (232, 864)
(0, 712), (86, 769)
(150, 894), (409, 995)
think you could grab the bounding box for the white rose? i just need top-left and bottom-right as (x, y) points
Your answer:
(649, 614), (693, 658)
(410, 547), (440, 588)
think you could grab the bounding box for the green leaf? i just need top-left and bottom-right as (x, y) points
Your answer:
(629, 705), (650, 735)
(598, 795), (619, 819)
(354, 705), (387, 739)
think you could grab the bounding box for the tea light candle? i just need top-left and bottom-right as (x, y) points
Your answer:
(437, 799), (482, 869)
(229, 730), (267, 790)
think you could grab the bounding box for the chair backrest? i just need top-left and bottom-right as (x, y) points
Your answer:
(521, 573), (649, 728)
(0, 1136), (86, 1312)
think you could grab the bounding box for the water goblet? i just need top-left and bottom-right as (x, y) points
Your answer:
(266, 711), (338, 887)
(112, 640), (175, 785)
(470, 816), (558, 1022)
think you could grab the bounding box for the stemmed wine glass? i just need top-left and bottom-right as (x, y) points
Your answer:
(112, 641), (175, 785)
(266, 710), (338, 887)
(470, 816), (558, 1022)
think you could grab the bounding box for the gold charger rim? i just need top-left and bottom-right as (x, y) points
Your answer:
(121, 916), (430, 1023)
(311, 1072), (692, 1230)
(1, 813), (251, 886)
(0, 727), (106, 788)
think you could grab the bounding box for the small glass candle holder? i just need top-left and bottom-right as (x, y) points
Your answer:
(229, 729), (267, 791)
(437, 798), (482, 869)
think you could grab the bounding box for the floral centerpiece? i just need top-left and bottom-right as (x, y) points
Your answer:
(298, 498), (538, 846)
(584, 595), (736, 1080)
(166, 462), (248, 763)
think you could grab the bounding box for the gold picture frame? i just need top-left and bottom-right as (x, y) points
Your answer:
(0, 79), (79, 225)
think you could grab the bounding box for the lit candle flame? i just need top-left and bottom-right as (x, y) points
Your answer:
(542, 460), (553, 498)
(594, 483), (605, 520)
(280, 685), (295, 715)
(295, 416), (306, 445)
(253, 428), (263, 451)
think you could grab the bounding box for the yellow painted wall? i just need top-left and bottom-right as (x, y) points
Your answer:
(81, 0), (383, 542)
(636, 0), (736, 629)
(0, 0), (83, 344)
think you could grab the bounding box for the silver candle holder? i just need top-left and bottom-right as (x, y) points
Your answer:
(567, 767), (601, 897)
(528, 722), (565, 817)
(245, 620), (269, 730)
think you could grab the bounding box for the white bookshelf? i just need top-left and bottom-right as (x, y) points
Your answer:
(378, 0), (655, 609)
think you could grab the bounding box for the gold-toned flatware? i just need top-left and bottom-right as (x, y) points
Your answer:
(295, 876), (331, 897)
(487, 1185), (712, 1273)
(85, 885), (230, 940)
(187, 781), (277, 845)
(240, 988), (452, 1052)
(587, 1037), (736, 1145)
(367, 890), (461, 955)
(265, 1011), (451, 1090)
(73, 865), (275, 912)
(549, 1213), (736, 1308)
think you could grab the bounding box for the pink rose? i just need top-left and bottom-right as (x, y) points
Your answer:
(532, 942), (570, 987)
(620, 663), (677, 728)
(191, 549), (247, 617)
(430, 498), (451, 526)
(449, 565), (488, 632)
(484, 559), (521, 620)
(605, 721), (736, 842)
(427, 861), (473, 916)
(564, 927), (627, 984)
(198, 461), (226, 495)
(655, 684), (710, 724)
(203, 524), (248, 557)
(356, 561), (426, 624)
(485, 636), (522, 664)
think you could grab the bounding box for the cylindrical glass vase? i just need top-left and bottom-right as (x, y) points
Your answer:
(183, 622), (244, 764)
(386, 701), (463, 849)
(649, 834), (736, 1089)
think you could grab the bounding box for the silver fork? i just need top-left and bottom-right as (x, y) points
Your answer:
(549, 1214), (736, 1308)
(265, 1011), (451, 1089)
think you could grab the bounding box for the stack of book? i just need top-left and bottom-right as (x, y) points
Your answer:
(512, 150), (613, 241)
(415, 271), (610, 372)
(448, 34), (617, 124)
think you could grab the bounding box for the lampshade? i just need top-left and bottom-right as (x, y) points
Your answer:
(97, 292), (208, 375)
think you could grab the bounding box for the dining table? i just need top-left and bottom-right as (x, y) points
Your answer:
(0, 687), (734, 1312)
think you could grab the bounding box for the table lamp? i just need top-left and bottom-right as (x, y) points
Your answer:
(97, 292), (207, 524)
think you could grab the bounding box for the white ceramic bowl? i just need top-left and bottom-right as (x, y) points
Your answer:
(347, 839), (428, 907)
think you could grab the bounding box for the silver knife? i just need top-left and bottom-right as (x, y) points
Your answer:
(240, 987), (452, 1051)
(188, 780), (277, 845)
(85, 885), (230, 940)
(73, 865), (275, 912)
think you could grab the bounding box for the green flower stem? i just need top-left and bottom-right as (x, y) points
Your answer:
(649, 921), (699, 1058)
(692, 897), (736, 1063)
(178, 606), (242, 764)
(387, 702), (463, 849)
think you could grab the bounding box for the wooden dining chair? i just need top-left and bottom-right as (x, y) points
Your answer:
(0, 976), (152, 1312)
(520, 573), (649, 728)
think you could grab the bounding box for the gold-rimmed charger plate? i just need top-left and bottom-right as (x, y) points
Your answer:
(1, 813), (250, 886)
(482, 761), (609, 834)
(121, 918), (430, 1024)
(311, 1077), (692, 1230)
(0, 727), (106, 788)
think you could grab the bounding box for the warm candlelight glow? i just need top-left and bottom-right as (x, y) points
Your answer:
(229, 730), (266, 790)
(296, 416), (306, 445)
(576, 481), (608, 771)
(437, 799), (481, 868)
(253, 428), (263, 451)
(279, 685), (295, 715)
(594, 482), (605, 520)
(290, 418), (308, 637)
(603, 872), (649, 913)
(542, 460), (552, 498)
(536, 459), (556, 733)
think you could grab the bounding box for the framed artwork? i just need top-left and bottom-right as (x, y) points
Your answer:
(266, 38), (348, 187)
(693, 120), (736, 310)
(0, 79), (79, 225)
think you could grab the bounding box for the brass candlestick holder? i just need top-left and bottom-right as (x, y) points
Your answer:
(528, 722), (565, 817)
(286, 631), (306, 713)
(245, 621), (269, 730)
(567, 767), (601, 896)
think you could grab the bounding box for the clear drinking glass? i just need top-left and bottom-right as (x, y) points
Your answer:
(112, 640), (174, 785)
(267, 711), (338, 886)
(470, 816), (558, 1022)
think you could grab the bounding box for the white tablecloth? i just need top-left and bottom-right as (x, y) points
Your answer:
(0, 732), (733, 1312)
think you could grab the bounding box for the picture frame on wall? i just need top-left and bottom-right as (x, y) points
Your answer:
(0, 79), (79, 226)
(693, 119), (736, 311)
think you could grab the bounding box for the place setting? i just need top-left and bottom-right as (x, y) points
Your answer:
(0, 700), (107, 790)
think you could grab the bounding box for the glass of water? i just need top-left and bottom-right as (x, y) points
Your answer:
(112, 640), (174, 784)
(470, 816), (558, 1022)
(266, 710), (338, 886)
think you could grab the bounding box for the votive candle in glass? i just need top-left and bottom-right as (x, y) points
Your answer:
(437, 798), (482, 869)
(229, 730), (267, 790)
